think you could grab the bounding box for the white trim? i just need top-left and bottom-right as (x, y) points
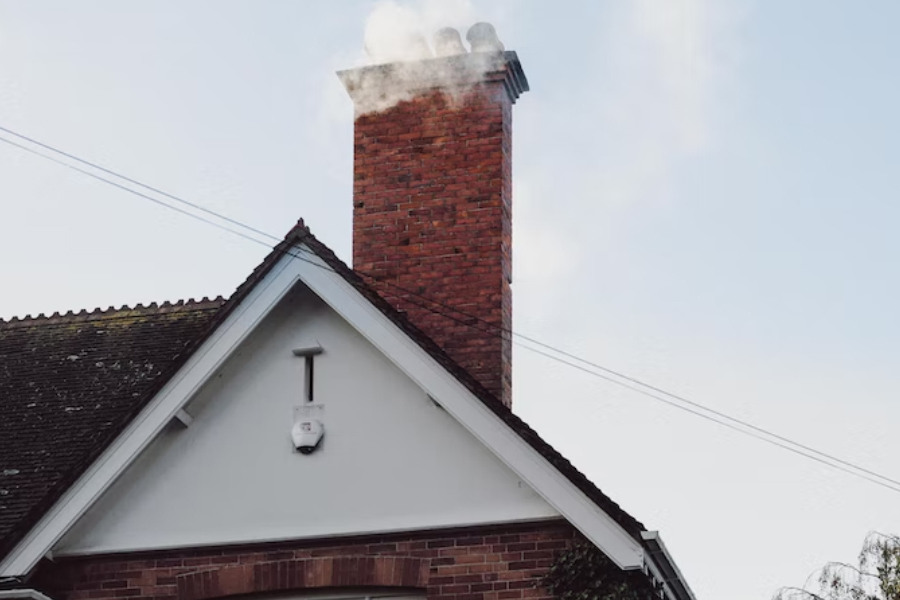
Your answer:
(0, 254), (297, 577)
(174, 409), (194, 428)
(1, 244), (644, 575)
(643, 551), (677, 600)
(52, 516), (561, 558)
(642, 531), (696, 600)
(0, 590), (56, 600)
(278, 593), (422, 600)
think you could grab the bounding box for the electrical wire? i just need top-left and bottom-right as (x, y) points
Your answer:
(2, 125), (899, 494)
(0, 135), (271, 247)
(0, 124), (279, 244)
(365, 274), (900, 490)
(379, 284), (900, 494)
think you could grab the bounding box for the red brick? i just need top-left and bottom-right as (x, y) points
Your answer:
(33, 522), (571, 600)
(350, 79), (517, 408)
(100, 581), (128, 590)
(508, 580), (537, 590)
(436, 564), (470, 576)
(535, 541), (567, 551)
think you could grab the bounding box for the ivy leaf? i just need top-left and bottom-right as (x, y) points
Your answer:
(543, 542), (659, 600)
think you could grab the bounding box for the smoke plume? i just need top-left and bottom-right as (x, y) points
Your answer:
(339, 0), (506, 114)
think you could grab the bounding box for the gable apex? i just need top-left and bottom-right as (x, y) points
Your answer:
(55, 282), (560, 556)
(0, 222), (646, 577)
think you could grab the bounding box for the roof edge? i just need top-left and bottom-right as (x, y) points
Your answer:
(0, 298), (224, 329)
(642, 531), (696, 600)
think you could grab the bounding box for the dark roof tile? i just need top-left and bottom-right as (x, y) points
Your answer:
(0, 299), (223, 559)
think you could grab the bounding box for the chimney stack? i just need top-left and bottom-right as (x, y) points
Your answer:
(339, 24), (528, 407)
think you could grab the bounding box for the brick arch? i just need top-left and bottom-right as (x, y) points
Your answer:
(177, 556), (429, 600)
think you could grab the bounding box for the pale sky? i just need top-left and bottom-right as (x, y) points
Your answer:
(2, 2), (900, 599)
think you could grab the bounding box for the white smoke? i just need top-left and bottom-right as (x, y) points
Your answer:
(603, 0), (745, 188)
(339, 0), (505, 114)
(362, 0), (476, 65)
(515, 0), (747, 318)
(626, 0), (743, 154)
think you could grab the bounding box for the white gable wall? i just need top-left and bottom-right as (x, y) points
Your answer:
(55, 283), (558, 556)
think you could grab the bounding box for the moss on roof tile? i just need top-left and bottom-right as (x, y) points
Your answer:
(0, 299), (223, 558)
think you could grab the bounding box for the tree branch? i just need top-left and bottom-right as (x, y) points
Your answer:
(821, 561), (879, 580)
(773, 586), (827, 600)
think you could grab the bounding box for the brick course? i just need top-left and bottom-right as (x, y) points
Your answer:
(350, 75), (517, 407)
(33, 521), (575, 600)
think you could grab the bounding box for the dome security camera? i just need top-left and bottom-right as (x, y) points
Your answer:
(291, 419), (324, 455)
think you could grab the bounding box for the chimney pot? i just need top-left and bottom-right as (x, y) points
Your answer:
(434, 27), (467, 57)
(466, 22), (504, 53)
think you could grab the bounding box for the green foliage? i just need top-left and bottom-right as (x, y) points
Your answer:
(543, 541), (660, 600)
(774, 532), (900, 600)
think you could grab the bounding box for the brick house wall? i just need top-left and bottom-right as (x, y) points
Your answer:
(33, 521), (574, 600)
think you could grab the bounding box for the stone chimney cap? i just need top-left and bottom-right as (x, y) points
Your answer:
(434, 27), (467, 57)
(467, 22), (504, 53)
(338, 51), (529, 110)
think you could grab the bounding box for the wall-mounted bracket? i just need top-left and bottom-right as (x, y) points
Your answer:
(174, 409), (194, 428)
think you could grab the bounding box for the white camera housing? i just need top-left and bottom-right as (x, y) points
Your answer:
(291, 419), (324, 455)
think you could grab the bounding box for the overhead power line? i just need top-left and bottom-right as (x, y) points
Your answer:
(0, 134), (269, 247)
(1, 125), (898, 495)
(383, 288), (900, 495)
(0, 125), (277, 243)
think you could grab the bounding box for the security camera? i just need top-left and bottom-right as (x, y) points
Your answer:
(291, 419), (324, 455)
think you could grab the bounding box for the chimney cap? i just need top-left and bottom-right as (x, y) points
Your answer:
(337, 50), (529, 112)
(466, 22), (505, 53)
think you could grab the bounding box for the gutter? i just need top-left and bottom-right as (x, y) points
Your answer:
(0, 590), (55, 600)
(641, 531), (697, 600)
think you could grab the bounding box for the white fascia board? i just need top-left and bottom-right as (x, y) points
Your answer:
(642, 531), (696, 600)
(52, 515), (559, 559)
(0, 590), (56, 600)
(1, 244), (644, 575)
(643, 553), (678, 600)
(0, 255), (298, 577)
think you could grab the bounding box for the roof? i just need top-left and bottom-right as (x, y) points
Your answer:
(0, 220), (645, 568)
(0, 299), (223, 561)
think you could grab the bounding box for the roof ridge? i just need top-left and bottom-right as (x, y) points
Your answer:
(0, 296), (226, 329)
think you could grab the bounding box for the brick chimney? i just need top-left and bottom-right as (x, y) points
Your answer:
(339, 24), (528, 407)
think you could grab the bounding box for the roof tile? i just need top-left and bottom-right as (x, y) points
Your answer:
(0, 299), (223, 558)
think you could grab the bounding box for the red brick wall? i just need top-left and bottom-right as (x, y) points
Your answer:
(351, 80), (514, 407)
(33, 521), (574, 600)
